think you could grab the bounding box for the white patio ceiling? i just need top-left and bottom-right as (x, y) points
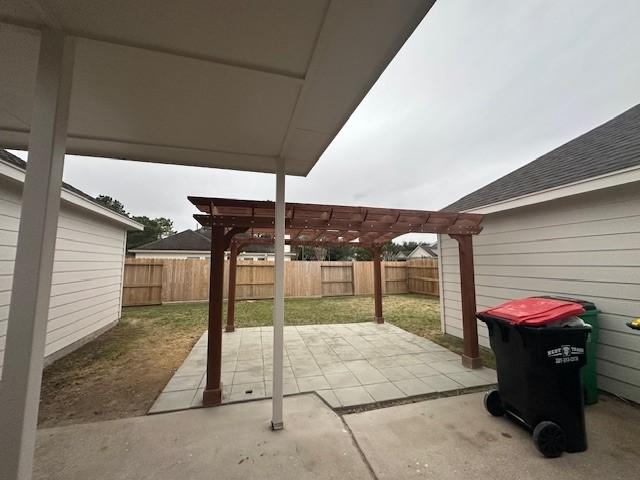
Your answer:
(0, 0), (434, 176)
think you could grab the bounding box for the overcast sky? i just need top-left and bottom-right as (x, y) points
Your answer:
(12, 0), (640, 243)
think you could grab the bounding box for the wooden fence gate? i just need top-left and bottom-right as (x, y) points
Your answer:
(320, 262), (354, 296)
(122, 260), (163, 306)
(407, 258), (439, 296)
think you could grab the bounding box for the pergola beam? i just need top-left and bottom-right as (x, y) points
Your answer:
(194, 214), (482, 235)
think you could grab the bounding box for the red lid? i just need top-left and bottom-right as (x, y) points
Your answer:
(479, 298), (585, 326)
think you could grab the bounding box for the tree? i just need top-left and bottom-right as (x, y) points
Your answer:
(95, 195), (128, 216)
(94, 194), (177, 250)
(352, 247), (372, 261)
(312, 246), (328, 261)
(127, 216), (176, 250)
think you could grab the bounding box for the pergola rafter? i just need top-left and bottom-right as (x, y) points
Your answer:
(188, 197), (484, 407)
(191, 198), (482, 238)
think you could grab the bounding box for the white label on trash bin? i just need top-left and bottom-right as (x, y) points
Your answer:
(547, 345), (584, 364)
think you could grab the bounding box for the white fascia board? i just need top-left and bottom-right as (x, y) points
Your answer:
(464, 165), (640, 214)
(0, 158), (143, 230)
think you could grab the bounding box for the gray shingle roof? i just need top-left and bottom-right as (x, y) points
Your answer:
(0, 148), (104, 207)
(443, 103), (640, 212)
(134, 229), (211, 251)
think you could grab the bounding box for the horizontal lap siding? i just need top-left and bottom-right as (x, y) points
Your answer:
(0, 180), (126, 375)
(440, 182), (640, 403)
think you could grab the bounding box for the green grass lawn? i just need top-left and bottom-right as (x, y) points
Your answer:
(122, 294), (496, 367)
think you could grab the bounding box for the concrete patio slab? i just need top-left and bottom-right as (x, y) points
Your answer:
(150, 322), (497, 413)
(34, 394), (373, 480)
(35, 391), (638, 480)
(344, 392), (639, 480)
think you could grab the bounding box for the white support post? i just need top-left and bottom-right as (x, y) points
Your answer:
(0, 30), (75, 480)
(271, 157), (285, 430)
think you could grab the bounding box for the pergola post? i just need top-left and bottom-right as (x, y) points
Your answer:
(226, 241), (239, 332)
(203, 225), (226, 406)
(372, 246), (384, 323)
(271, 157), (285, 431)
(450, 234), (482, 369)
(0, 31), (75, 480)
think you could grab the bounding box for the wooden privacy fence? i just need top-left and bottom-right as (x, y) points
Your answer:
(122, 261), (163, 306)
(122, 258), (439, 306)
(407, 258), (440, 296)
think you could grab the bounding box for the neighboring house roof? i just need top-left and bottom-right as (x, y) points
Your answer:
(385, 251), (408, 261)
(0, 149), (142, 230)
(407, 245), (437, 258)
(443, 103), (640, 213)
(132, 228), (292, 254)
(133, 229), (211, 251)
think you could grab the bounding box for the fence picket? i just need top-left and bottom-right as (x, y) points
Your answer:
(122, 258), (438, 306)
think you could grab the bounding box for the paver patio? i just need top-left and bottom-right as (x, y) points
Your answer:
(150, 322), (496, 413)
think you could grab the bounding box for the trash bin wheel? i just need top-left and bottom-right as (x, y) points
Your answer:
(484, 389), (505, 417)
(533, 421), (566, 458)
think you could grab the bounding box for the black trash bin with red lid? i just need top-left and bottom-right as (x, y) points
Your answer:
(477, 297), (591, 458)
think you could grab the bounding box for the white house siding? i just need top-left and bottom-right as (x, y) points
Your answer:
(439, 182), (640, 403)
(0, 179), (127, 376)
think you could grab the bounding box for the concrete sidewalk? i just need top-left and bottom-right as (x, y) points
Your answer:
(35, 394), (372, 480)
(35, 392), (639, 480)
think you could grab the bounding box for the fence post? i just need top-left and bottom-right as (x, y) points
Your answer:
(351, 262), (355, 296)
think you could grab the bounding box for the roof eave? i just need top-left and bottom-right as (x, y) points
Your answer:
(0, 157), (143, 230)
(461, 164), (640, 215)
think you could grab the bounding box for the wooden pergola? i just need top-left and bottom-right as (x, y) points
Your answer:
(189, 197), (484, 407)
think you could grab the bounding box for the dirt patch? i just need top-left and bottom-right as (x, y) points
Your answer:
(38, 306), (207, 428)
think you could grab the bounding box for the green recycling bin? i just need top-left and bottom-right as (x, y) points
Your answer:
(538, 296), (599, 404)
(579, 302), (599, 405)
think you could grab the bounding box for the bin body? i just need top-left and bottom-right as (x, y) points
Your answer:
(536, 296), (599, 404)
(480, 314), (590, 453)
(579, 307), (599, 404)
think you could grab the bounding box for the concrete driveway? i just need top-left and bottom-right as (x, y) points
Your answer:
(35, 392), (638, 480)
(344, 392), (639, 480)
